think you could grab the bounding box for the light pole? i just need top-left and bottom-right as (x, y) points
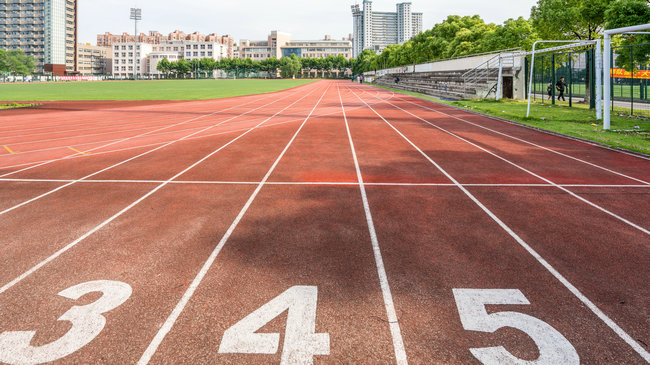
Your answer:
(130, 8), (142, 80)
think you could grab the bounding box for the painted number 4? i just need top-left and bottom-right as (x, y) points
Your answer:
(453, 289), (579, 365)
(218, 286), (329, 364)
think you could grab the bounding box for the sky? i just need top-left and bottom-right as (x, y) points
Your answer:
(79, 0), (539, 44)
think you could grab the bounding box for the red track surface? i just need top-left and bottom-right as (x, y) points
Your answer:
(0, 80), (648, 364)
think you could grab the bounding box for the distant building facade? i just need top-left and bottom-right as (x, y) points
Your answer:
(1, 0), (78, 75)
(110, 39), (228, 78)
(76, 43), (111, 75)
(351, 0), (422, 57)
(239, 31), (352, 60)
(98, 30), (234, 58)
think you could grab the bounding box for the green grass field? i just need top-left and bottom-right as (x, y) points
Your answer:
(0, 79), (315, 101)
(371, 84), (650, 155)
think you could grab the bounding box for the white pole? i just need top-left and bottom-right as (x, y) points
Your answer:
(496, 56), (503, 101)
(526, 42), (538, 118)
(595, 39), (602, 120)
(603, 34), (611, 130)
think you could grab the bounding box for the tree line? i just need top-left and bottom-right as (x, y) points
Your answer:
(0, 49), (36, 76)
(350, 0), (650, 75)
(156, 54), (352, 79)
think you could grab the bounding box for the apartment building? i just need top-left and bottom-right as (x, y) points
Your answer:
(76, 43), (110, 75)
(240, 31), (352, 60)
(0, 0), (78, 75)
(351, 0), (423, 57)
(111, 42), (152, 79)
(147, 40), (227, 76)
(98, 30), (235, 58)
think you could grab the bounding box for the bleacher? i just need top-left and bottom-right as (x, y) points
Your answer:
(372, 69), (506, 100)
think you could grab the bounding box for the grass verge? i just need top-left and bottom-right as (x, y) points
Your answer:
(0, 79), (316, 101)
(0, 102), (39, 110)
(371, 84), (650, 155)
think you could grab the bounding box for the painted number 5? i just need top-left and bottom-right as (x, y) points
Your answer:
(218, 286), (329, 365)
(453, 289), (579, 365)
(0, 280), (132, 365)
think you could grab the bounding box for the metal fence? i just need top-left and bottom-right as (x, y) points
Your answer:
(611, 42), (650, 117)
(525, 48), (596, 109)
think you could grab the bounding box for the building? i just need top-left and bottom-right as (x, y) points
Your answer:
(76, 43), (111, 75)
(281, 40), (352, 59)
(0, 0), (78, 75)
(98, 30), (235, 58)
(111, 42), (152, 79)
(351, 0), (422, 57)
(147, 40), (227, 76)
(239, 31), (352, 61)
(239, 31), (291, 61)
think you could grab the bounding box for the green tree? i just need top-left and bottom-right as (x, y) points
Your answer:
(605, 0), (650, 71)
(3, 50), (35, 76)
(156, 57), (171, 78)
(279, 54), (302, 78)
(531, 0), (613, 40)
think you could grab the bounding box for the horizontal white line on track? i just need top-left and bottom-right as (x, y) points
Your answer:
(0, 178), (648, 188)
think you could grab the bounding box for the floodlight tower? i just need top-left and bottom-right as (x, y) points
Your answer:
(130, 8), (142, 80)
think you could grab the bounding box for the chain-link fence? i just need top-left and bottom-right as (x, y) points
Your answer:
(611, 42), (650, 117)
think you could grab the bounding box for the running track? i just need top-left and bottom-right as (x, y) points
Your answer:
(0, 80), (648, 364)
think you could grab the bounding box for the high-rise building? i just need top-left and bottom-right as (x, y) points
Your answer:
(351, 0), (422, 57)
(0, 0), (78, 75)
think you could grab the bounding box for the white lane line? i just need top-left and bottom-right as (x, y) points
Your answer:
(0, 92), (279, 177)
(2, 177), (650, 189)
(0, 86), (389, 171)
(351, 87), (650, 363)
(0, 87), (305, 216)
(137, 83), (331, 365)
(380, 98), (650, 235)
(338, 85), (408, 364)
(398, 96), (650, 184)
(0, 83), (323, 296)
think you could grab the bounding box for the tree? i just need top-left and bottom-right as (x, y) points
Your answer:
(279, 54), (301, 78)
(1, 49), (35, 76)
(156, 57), (171, 78)
(531, 0), (613, 40)
(174, 59), (190, 78)
(605, 0), (650, 71)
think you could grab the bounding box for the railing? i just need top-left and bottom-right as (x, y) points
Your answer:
(462, 52), (519, 98)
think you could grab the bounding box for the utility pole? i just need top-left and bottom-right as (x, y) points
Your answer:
(130, 8), (142, 80)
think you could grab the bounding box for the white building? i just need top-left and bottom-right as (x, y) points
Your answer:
(351, 0), (423, 57)
(111, 40), (228, 77)
(111, 43), (152, 79)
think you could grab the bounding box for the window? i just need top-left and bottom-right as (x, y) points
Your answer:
(186, 52), (191, 57)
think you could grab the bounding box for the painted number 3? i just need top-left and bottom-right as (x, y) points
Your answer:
(0, 280), (132, 365)
(453, 289), (579, 365)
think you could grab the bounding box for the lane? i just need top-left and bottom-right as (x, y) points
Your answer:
(0, 85), (316, 217)
(359, 90), (650, 233)
(349, 83), (650, 362)
(0, 82), (330, 364)
(0, 82), (325, 293)
(398, 95), (650, 184)
(140, 81), (399, 364)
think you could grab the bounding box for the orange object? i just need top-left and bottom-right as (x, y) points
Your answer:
(611, 68), (650, 79)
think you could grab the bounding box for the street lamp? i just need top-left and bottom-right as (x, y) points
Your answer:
(130, 8), (142, 80)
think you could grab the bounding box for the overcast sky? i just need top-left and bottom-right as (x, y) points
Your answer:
(79, 0), (538, 44)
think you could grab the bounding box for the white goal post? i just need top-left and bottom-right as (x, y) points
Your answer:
(603, 24), (650, 130)
(525, 40), (599, 118)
